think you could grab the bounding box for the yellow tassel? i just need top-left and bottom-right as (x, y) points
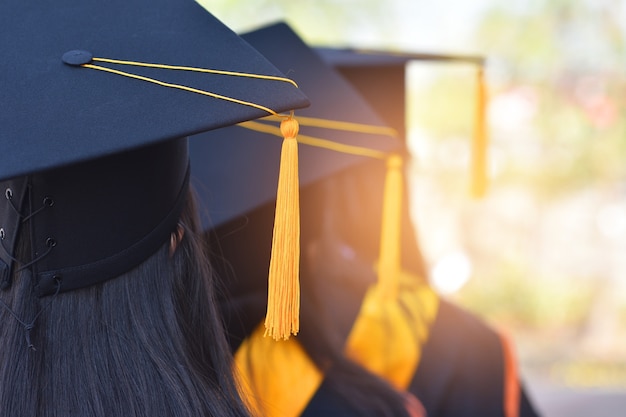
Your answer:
(471, 66), (488, 198)
(264, 117), (300, 340)
(377, 154), (403, 300)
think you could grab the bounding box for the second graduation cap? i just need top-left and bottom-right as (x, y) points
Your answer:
(191, 24), (402, 229)
(317, 47), (489, 197)
(0, 0), (308, 300)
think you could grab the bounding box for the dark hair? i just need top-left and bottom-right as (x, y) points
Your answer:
(0, 189), (249, 417)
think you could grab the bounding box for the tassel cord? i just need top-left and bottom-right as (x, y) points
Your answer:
(377, 155), (404, 301)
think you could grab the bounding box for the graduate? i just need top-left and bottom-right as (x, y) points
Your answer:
(193, 22), (540, 417)
(317, 46), (540, 417)
(191, 23), (423, 417)
(0, 1), (308, 416)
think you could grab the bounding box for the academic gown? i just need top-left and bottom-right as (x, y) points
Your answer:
(410, 299), (539, 417)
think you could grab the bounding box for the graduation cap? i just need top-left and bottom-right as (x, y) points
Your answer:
(189, 23), (403, 340)
(0, 0), (309, 311)
(316, 48), (489, 197)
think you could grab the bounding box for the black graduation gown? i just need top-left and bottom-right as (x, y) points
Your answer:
(410, 300), (539, 417)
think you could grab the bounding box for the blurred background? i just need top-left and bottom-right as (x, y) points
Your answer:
(200, 0), (626, 415)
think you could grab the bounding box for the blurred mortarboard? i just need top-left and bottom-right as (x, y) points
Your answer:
(191, 24), (401, 229)
(316, 48), (489, 197)
(0, 0), (308, 304)
(189, 22), (403, 340)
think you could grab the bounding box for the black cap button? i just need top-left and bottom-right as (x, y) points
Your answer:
(62, 50), (93, 66)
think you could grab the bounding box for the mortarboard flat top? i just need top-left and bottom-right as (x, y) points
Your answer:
(0, 0), (309, 183)
(190, 22), (402, 229)
(316, 48), (485, 66)
(0, 0), (309, 297)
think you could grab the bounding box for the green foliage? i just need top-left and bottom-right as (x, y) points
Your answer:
(411, 0), (626, 199)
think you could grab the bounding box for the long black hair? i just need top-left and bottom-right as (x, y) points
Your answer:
(0, 190), (250, 417)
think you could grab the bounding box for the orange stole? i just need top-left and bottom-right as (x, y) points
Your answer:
(233, 271), (439, 417)
(345, 271), (439, 390)
(234, 325), (323, 417)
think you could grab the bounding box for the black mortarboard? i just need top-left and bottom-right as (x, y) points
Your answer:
(189, 23), (403, 340)
(317, 48), (488, 197)
(0, 0), (308, 297)
(190, 24), (401, 229)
